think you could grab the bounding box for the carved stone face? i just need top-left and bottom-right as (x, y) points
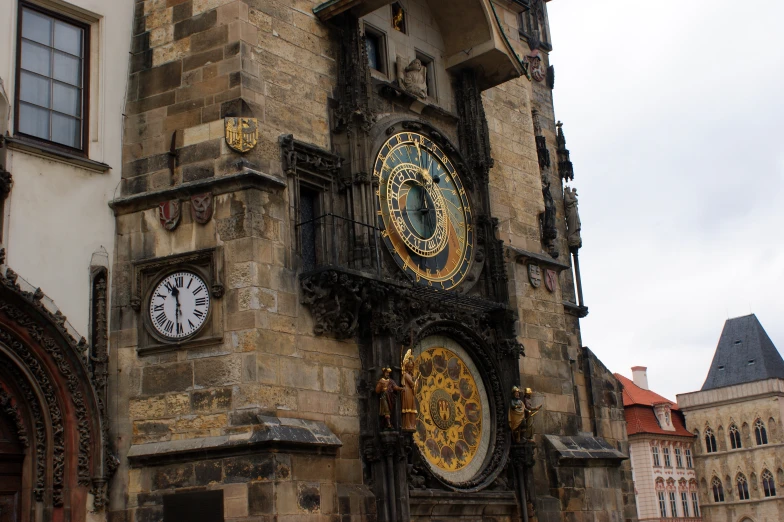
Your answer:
(528, 264), (542, 288)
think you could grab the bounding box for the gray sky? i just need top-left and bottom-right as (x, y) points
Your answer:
(547, 0), (784, 400)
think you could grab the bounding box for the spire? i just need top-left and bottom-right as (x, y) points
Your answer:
(701, 314), (784, 391)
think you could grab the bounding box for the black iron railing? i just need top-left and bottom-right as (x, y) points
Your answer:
(295, 213), (381, 275)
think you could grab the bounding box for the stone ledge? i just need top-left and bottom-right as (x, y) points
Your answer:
(544, 434), (627, 467)
(109, 167), (286, 215)
(127, 415), (342, 466)
(506, 245), (571, 272)
(563, 302), (589, 318)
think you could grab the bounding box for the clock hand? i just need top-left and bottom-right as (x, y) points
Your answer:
(171, 286), (182, 334)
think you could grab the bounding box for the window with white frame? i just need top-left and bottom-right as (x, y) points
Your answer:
(685, 447), (693, 468)
(680, 492), (690, 517)
(651, 445), (660, 466)
(663, 446), (671, 467)
(657, 492), (666, 518)
(674, 447), (683, 467)
(16, 2), (89, 151)
(691, 492), (700, 516)
(668, 491), (677, 517)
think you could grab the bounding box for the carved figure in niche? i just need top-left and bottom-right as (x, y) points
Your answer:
(397, 57), (427, 99)
(392, 2), (406, 33)
(376, 367), (403, 430)
(541, 179), (558, 258)
(400, 349), (419, 431)
(563, 186), (582, 249)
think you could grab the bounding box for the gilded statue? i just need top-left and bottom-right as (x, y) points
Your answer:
(563, 186), (582, 250)
(376, 367), (403, 430)
(392, 4), (406, 33)
(400, 349), (419, 432)
(397, 57), (428, 99)
(509, 386), (542, 442)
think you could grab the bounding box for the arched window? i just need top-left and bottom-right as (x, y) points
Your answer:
(705, 427), (717, 452)
(712, 477), (725, 502)
(762, 469), (776, 497)
(755, 419), (768, 445)
(729, 424), (742, 449)
(736, 473), (750, 500)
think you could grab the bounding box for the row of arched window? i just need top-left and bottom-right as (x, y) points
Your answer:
(708, 469), (781, 503)
(701, 417), (774, 453)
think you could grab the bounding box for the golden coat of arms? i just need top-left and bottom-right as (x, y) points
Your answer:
(224, 117), (258, 153)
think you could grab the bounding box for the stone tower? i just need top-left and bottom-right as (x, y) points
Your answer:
(109, 1), (637, 521)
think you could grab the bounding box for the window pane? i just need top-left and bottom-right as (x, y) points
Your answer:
(54, 21), (82, 56)
(20, 71), (51, 108)
(366, 35), (379, 70)
(52, 113), (80, 148)
(53, 82), (80, 116)
(22, 9), (52, 46)
(53, 51), (81, 86)
(18, 103), (50, 140)
(21, 40), (52, 77)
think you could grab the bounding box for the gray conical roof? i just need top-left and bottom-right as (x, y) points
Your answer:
(701, 314), (784, 391)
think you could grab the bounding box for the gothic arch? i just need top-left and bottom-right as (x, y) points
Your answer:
(0, 268), (115, 521)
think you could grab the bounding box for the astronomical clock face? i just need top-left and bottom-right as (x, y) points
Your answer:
(148, 271), (211, 340)
(413, 336), (491, 484)
(374, 131), (474, 290)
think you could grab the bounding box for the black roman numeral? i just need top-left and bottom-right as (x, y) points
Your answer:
(193, 309), (205, 319)
(193, 286), (204, 295)
(188, 320), (195, 329)
(155, 312), (167, 327)
(176, 322), (182, 335)
(164, 281), (174, 293)
(164, 320), (174, 334)
(195, 297), (207, 306)
(153, 304), (164, 312)
(175, 276), (184, 288)
(187, 278), (193, 289)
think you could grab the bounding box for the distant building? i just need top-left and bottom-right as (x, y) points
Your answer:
(616, 367), (701, 521)
(677, 314), (784, 522)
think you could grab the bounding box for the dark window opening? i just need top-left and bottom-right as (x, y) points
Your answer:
(16, 2), (89, 152)
(762, 470), (776, 497)
(729, 424), (742, 449)
(364, 26), (387, 75)
(299, 186), (319, 272)
(163, 490), (223, 522)
(736, 474), (749, 500)
(755, 419), (768, 445)
(712, 478), (724, 502)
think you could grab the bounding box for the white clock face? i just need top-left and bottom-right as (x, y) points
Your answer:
(149, 271), (210, 339)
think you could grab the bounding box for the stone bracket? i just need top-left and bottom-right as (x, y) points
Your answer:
(543, 434), (627, 468)
(507, 245), (570, 272)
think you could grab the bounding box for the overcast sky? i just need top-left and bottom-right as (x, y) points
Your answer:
(546, 0), (784, 400)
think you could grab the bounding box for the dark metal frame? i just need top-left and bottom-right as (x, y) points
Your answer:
(14, 1), (91, 156)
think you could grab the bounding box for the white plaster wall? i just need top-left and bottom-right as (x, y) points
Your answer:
(0, 0), (131, 336)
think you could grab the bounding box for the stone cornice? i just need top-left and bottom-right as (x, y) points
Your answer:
(677, 378), (784, 410)
(109, 168), (286, 215)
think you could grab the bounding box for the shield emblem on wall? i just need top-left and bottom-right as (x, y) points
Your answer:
(528, 264), (542, 288)
(544, 269), (557, 293)
(190, 193), (213, 225)
(225, 117), (259, 153)
(158, 200), (181, 231)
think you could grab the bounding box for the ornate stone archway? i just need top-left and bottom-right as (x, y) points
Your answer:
(0, 267), (115, 521)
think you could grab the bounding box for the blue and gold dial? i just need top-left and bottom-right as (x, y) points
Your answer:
(375, 131), (474, 290)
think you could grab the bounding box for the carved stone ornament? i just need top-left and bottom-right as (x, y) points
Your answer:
(0, 267), (116, 510)
(225, 117), (259, 153)
(158, 200), (181, 231)
(190, 192), (213, 224)
(524, 49), (546, 82)
(544, 269), (557, 293)
(528, 264), (542, 288)
(397, 57), (428, 99)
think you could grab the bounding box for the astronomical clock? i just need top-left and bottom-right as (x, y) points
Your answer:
(374, 131), (475, 291)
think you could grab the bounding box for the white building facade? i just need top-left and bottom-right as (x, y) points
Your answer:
(617, 368), (701, 522)
(0, 1), (130, 520)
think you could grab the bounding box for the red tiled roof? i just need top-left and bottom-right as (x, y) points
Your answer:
(614, 373), (694, 437)
(624, 405), (693, 437)
(614, 373), (679, 409)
